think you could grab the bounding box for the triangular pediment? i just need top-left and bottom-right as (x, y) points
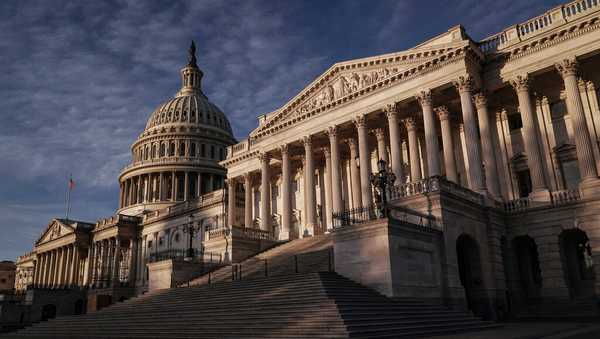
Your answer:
(249, 27), (470, 138)
(36, 219), (75, 245)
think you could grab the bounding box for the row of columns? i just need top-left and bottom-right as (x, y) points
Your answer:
(225, 60), (600, 237)
(33, 244), (81, 288)
(88, 237), (132, 288)
(120, 171), (222, 208)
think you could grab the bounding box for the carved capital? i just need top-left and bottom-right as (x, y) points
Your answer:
(257, 152), (270, 163)
(321, 147), (331, 158)
(472, 92), (487, 108)
(383, 103), (398, 120)
(454, 75), (474, 93)
(415, 90), (432, 107)
(279, 143), (289, 155)
(326, 125), (338, 139)
(510, 74), (530, 93)
(555, 58), (579, 78)
(374, 128), (386, 140)
(434, 106), (450, 121)
(353, 114), (367, 128)
(345, 138), (358, 151)
(402, 117), (417, 131)
(497, 109), (508, 122)
(302, 135), (312, 149)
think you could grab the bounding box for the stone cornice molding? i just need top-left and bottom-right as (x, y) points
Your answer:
(250, 45), (470, 141)
(555, 58), (579, 78)
(510, 74), (530, 93)
(434, 106), (450, 121)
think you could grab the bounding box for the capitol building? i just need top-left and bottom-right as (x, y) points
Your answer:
(4, 1), (600, 337)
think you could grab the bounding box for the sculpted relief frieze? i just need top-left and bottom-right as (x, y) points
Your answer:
(294, 66), (404, 117)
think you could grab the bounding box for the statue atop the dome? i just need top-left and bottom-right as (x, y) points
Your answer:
(187, 40), (198, 68)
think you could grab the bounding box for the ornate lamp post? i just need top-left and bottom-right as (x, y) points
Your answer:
(370, 159), (396, 217)
(182, 214), (201, 261)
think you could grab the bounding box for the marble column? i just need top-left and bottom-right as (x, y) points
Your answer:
(280, 144), (291, 239)
(323, 148), (333, 230)
(404, 117), (422, 182)
(184, 171), (189, 201)
(69, 245), (77, 286)
(327, 126), (343, 213)
(227, 178), (235, 227)
(207, 174), (214, 192)
(347, 138), (362, 208)
(244, 173), (253, 228)
(417, 90), (441, 176)
(197, 172), (202, 197)
(171, 171), (177, 201)
(474, 92), (501, 197)
(510, 75), (549, 196)
(259, 153), (271, 231)
(435, 106), (458, 183)
(128, 179), (133, 205)
(112, 238), (121, 285)
(384, 103), (405, 184)
(48, 250), (55, 288)
(455, 76), (486, 193)
(374, 128), (389, 164)
(355, 114), (372, 207)
(303, 136), (317, 236)
(158, 172), (163, 201)
(556, 59), (600, 191)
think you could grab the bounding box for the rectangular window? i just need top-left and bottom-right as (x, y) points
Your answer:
(561, 160), (581, 190)
(516, 169), (532, 198)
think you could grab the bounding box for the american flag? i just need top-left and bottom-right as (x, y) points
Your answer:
(68, 175), (75, 190)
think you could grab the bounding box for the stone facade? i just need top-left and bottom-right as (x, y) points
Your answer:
(11, 0), (600, 323)
(0, 261), (15, 292)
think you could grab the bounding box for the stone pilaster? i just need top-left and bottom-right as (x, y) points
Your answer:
(403, 117), (422, 182)
(510, 75), (549, 199)
(417, 90), (441, 176)
(327, 126), (343, 213)
(259, 153), (271, 232)
(435, 106), (458, 183)
(455, 76), (486, 193)
(384, 103), (405, 184)
(473, 92), (501, 198)
(555, 59), (600, 196)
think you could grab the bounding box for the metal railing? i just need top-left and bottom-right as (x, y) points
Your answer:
(332, 204), (440, 230)
(332, 205), (378, 229)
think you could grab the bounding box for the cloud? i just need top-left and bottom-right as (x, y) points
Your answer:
(0, 0), (561, 260)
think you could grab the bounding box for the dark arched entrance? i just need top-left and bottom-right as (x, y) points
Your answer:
(41, 304), (56, 321)
(560, 229), (596, 298)
(456, 234), (487, 317)
(514, 235), (542, 298)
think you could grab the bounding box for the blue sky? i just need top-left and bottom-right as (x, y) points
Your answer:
(0, 0), (563, 260)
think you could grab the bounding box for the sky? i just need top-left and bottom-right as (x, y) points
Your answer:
(0, 0), (564, 260)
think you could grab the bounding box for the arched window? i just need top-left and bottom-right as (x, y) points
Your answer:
(179, 142), (185, 156)
(169, 142), (175, 156)
(201, 144), (206, 157)
(210, 145), (215, 159)
(159, 143), (165, 157)
(190, 143), (196, 157)
(151, 144), (157, 159)
(144, 147), (149, 160)
(219, 147), (224, 160)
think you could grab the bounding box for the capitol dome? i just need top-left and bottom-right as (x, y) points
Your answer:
(118, 41), (236, 216)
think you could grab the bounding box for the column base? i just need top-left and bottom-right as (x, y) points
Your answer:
(528, 188), (551, 203)
(579, 177), (600, 198)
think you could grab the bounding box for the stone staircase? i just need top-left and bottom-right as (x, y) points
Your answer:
(185, 233), (335, 286)
(4, 272), (500, 339)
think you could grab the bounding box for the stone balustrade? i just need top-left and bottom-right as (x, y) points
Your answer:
(504, 188), (582, 213)
(478, 0), (600, 53)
